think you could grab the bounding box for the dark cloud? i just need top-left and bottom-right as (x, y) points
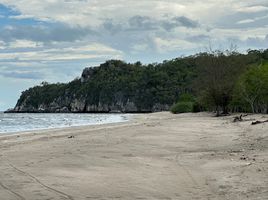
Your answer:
(162, 16), (199, 31)
(128, 15), (156, 31)
(174, 16), (199, 28)
(102, 15), (157, 33)
(245, 34), (268, 48)
(102, 15), (199, 34)
(0, 23), (96, 43)
(102, 19), (123, 34)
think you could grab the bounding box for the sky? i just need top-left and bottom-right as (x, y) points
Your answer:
(0, 0), (268, 110)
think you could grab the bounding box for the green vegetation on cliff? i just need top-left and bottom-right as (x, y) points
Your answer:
(11, 49), (268, 114)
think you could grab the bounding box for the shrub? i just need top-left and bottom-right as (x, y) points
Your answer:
(170, 102), (194, 114)
(192, 101), (202, 112)
(179, 93), (195, 102)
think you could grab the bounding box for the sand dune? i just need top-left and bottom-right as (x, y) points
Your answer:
(0, 112), (267, 200)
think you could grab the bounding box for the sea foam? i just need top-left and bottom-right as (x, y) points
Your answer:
(0, 113), (130, 134)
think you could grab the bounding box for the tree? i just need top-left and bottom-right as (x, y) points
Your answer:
(235, 63), (268, 113)
(195, 50), (247, 116)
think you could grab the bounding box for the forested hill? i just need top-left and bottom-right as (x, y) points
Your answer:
(7, 49), (268, 114)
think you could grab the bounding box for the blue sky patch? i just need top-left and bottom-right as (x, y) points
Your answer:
(0, 3), (46, 26)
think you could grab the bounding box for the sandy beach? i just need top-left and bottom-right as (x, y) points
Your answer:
(0, 112), (267, 200)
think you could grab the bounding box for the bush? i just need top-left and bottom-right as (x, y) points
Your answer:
(232, 62), (268, 113)
(179, 93), (195, 102)
(170, 102), (194, 114)
(192, 101), (202, 112)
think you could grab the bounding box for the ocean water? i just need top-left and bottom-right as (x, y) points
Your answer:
(0, 112), (131, 134)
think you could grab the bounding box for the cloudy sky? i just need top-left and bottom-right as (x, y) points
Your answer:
(0, 0), (268, 110)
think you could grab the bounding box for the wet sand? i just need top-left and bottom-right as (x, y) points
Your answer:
(0, 112), (267, 200)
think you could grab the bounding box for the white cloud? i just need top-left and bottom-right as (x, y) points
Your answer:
(153, 37), (196, 53)
(9, 40), (43, 48)
(9, 14), (35, 20)
(211, 27), (268, 41)
(236, 5), (268, 13)
(237, 14), (268, 25)
(0, 0), (240, 27)
(0, 42), (123, 62)
(237, 19), (255, 24)
(0, 41), (5, 49)
(0, 0), (266, 58)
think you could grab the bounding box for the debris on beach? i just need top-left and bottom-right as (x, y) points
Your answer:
(251, 120), (268, 125)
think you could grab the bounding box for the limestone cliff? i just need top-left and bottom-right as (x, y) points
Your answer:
(6, 59), (195, 113)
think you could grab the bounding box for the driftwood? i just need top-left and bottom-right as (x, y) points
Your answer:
(233, 114), (248, 122)
(251, 120), (268, 125)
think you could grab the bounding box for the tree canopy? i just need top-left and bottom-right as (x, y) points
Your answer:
(11, 49), (268, 114)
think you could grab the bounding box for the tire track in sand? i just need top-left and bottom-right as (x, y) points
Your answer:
(0, 181), (26, 200)
(7, 161), (74, 200)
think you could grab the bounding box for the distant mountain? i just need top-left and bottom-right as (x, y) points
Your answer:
(6, 49), (268, 113)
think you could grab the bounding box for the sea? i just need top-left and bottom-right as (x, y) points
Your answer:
(0, 112), (131, 134)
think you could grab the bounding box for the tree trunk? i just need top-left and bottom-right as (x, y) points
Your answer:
(250, 102), (255, 113)
(216, 106), (220, 117)
(222, 105), (229, 115)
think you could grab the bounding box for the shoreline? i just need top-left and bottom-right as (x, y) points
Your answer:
(0, 119), (130, 137)
(0, 114), (143, 143)
(0, 112), (267, 200)
(0, 113), (134, 137)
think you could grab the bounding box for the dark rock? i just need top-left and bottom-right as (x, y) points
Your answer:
(81, 67), (95, 83)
